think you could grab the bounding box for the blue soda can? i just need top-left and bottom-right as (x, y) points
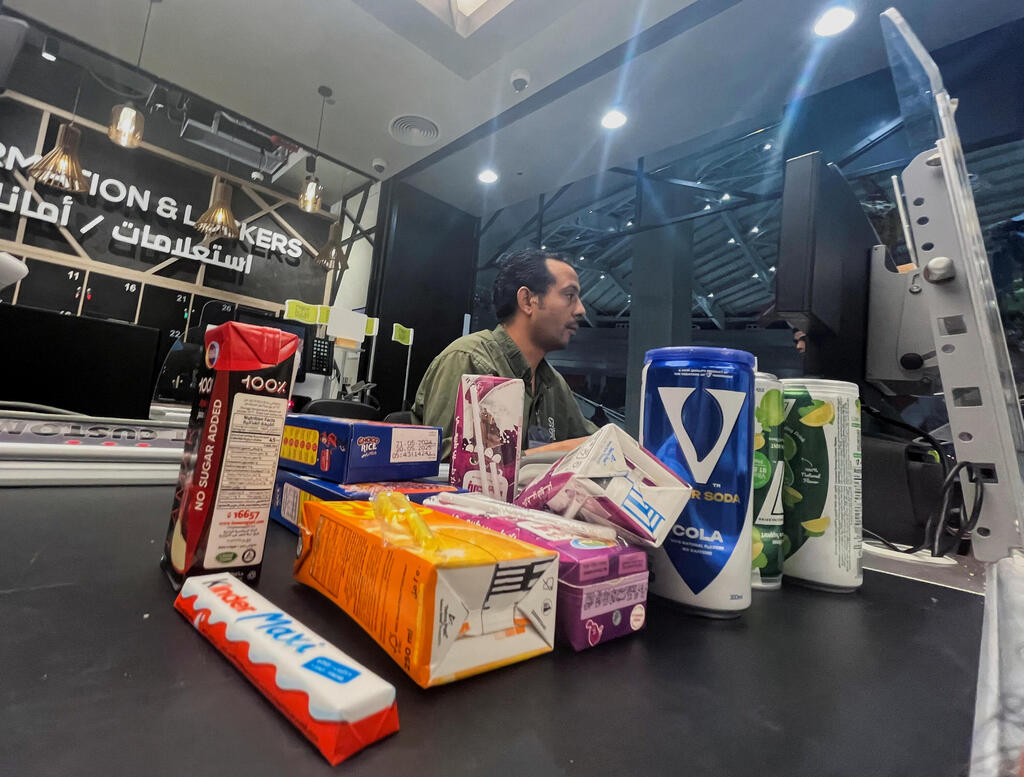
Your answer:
(640, 346), (755, 617)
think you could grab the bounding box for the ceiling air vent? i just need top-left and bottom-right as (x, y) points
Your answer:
(388, 115), (440, 147)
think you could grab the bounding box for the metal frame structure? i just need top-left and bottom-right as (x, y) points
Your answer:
(476, 111), (914, 328)
(1, 90), (376, 331)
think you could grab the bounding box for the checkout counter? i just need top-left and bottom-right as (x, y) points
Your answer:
(2, 484), (981, 776)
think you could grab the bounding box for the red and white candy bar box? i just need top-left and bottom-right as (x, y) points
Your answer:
(174, 573), (399, 765)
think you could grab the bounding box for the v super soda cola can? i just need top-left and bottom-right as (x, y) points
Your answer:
(780, 378), (862, 592)
(751, 372), (787, 590)
(640, 347), (755, 617)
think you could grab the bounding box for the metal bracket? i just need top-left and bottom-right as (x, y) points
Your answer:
(896, 144), (1024, 561)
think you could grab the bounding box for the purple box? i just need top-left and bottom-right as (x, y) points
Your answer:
(426, 499), (649, 651)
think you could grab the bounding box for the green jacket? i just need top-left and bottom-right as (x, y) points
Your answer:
(411, 325), (598, 458)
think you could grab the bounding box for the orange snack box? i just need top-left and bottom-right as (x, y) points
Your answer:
(294, 498), (559, 688)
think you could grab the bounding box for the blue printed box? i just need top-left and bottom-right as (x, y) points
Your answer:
(279, 414), (442, 484)
(270, 468), (459, 533)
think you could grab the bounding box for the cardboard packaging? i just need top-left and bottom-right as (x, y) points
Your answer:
(162, 322), (298, 589)
(515, 424), (693, 547)
(279, 415), (441, 484)
(450, 375), (524, 502)
(294, 498), (558, 688)
(270, 468), (460, 533)
(425, 493), (649, 651)
(175, 574), (398, 765)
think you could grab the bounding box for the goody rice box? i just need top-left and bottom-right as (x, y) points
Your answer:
(269, 468), (460, 533)
(278, 415), (442, 484)
(161, 321), (298, 589)
(294, 498), (558, 688)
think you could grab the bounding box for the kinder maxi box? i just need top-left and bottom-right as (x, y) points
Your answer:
(516, 424), (693, 548)
(279, 415), (441, 483)
(174, 574), (398, 765)
(270, 468), (460, 533)
(425, 494), (649, 651)
(294, 498), (558, 688)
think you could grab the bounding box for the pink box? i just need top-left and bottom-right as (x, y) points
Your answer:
(449, 375), (523, 502)
(515, 425), (692, 547)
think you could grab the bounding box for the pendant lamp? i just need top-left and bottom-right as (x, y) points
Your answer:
(108, 103), (145, 148)
(315, 220), (348, 273)
(299, 85), (332, 213)
(298, 155), (322, 213)
(29, 79), (88, 194)
(194, 179), (239, 243)
(29, 123), (88, 193)
(108, 1), (156, 148)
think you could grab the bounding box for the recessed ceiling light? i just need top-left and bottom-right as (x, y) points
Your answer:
(814, 6), (855, 37)
(41, 36), (59, 62)
(478, 169), (498, 184)
(707, 292), (714, 298)
(727, 238), (736, 244)
(750, 226), (760, 234)
(626, 220), (633, 227)
(600, 273), (606, 279)
(769, 266), (776, 272)
(721, 193), (731, 201)
(540, 244), (546, 249)
(751, 273), (760, 279)
(763, 143), (773, 151)
(703, 204), (712, 211)
(601, 109), (627, 129)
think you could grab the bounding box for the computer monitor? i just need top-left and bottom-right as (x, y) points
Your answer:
(775, 151), (881, 387)
(0, 304), (161, 419)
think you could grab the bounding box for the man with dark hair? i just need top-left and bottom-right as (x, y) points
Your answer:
(412, 248), (598, 457)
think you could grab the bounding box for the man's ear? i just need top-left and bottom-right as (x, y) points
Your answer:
(516, 286), (536, 316)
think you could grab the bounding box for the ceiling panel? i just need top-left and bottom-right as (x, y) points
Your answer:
(405, 0), (1024, 215)
(7, 0), (700, 178)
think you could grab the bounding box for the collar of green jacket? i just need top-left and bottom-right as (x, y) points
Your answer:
(491, 325), (556, 395)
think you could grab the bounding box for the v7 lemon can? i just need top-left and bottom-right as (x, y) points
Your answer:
(751, 372), (786, 590)
(640, 346), (755, 617)
(780, 379), (862, 591)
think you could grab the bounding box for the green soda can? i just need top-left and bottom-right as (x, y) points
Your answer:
(751, 372), (786, 590)
(780, 379), (862, 592)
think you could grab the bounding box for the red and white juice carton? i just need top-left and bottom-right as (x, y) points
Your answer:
(161, 321), (298, 589)
(449, 375), (523, 502)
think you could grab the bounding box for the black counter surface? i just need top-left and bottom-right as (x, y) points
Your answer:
(0, 486), (983, 777)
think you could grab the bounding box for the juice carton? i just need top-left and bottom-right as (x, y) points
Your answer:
(162, 322), (298, 589)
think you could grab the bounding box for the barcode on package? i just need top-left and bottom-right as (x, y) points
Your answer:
(281, 482), (300, 525)
(390, 428), (439, 463)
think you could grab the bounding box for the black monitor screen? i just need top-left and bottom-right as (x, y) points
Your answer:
(776, 151), (880, 385)
(0, 304), (161, 419)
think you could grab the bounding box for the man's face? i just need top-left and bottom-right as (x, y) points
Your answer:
(528, 260), (586, 352)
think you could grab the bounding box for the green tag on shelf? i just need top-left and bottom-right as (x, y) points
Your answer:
(392, 323), (414, 346)
(284, 299), (318, 324)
